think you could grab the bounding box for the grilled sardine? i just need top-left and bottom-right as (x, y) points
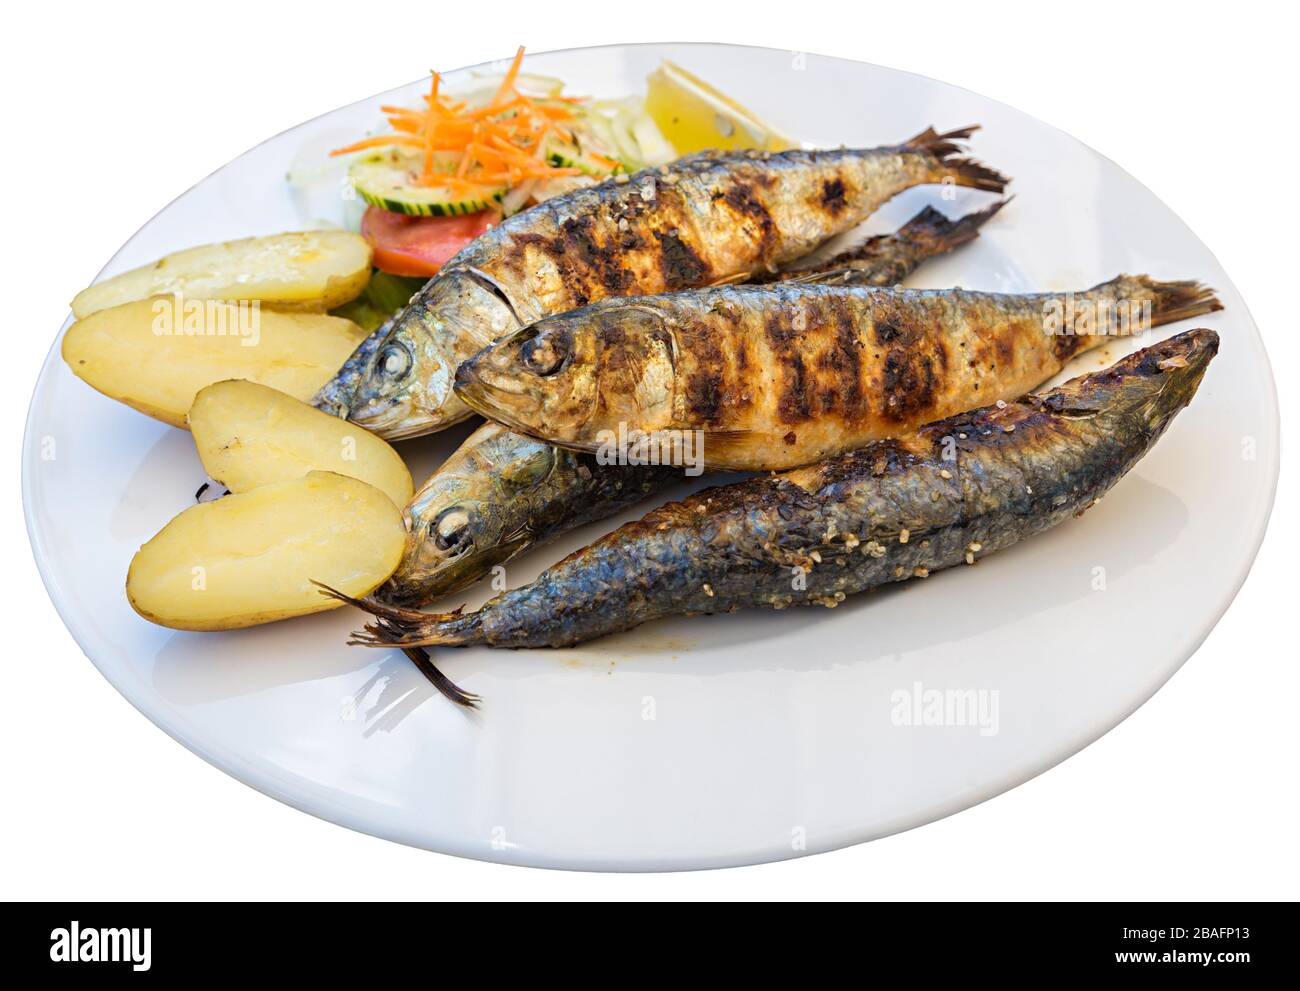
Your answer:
(328, 329), (1218, 707)
(455, 276), (1220, 470)
(340, 128), (1008, 439)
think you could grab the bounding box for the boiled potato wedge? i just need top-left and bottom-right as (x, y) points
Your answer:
(71, 230), (372, 319)
(62, 298), (368, 428)
(189, 381), (414, 508)
(127, 471), (404, 631)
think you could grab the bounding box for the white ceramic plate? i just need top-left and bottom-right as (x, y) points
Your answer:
(23, 43), (1278, 871)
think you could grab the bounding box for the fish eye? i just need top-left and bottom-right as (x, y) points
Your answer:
(432, 507), (473, 553)
(377, 343), (412, 380)
(521, 333), (566, 376)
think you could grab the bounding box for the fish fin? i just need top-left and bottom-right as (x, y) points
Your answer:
(897, 197), (1011, 252)
(903, 125), (1010, 193)
(697, 428), (783, 469)
(939, 157), (1010, 193)
(315, 581), (483, 706)
(1141, 278), (1224, 327)
(706, 271), (754, 287)
(790, 199), (1012, 285)
(312, 581), (435, 623)
(782, 267), (863, 287)
(903, 125), (980, 156)
(401, 647), (480, 709)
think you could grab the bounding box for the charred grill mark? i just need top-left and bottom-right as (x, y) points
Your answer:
(934, 337), (949, 373)
(994, 331), (1015, 371)
(763, 305), (799, 348)
(781, 352), (812, 423)
(718, 182), (778, 262)
(820, 177), (848, 215)
(555, 216), (635, 298)
(654, 229), (710, 290)
(881, 347), (938, 422)
(1053, 332), (1088, 362)
(763, 305), (814, 425)
(676, 315), (729, 425)
(866, 301), (940, 421)
(538, 246), (587, 308)
(686, 369), (726, 424)
(832, 302), (865, 417)
(811, 316), (849, 418)
(618, 227), (647, 252)
(874, 313), (907, 345)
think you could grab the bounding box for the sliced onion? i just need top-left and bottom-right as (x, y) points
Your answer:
(532, 175), (598, 203)
(630, 115), (676, 166)
(500, 179), (539, 217)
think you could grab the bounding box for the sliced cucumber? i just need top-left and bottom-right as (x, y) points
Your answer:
(349, 149), (504, 217)
(540, 132), (623, 177)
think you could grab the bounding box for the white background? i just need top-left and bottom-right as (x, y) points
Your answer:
(3, 1), (1294, 899)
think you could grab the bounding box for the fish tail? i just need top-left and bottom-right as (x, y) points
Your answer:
(902, 124), (980, 157)
(904, 125), (1010, 193)
(313, 581), (483, 708)
(1140, 277), (1225, 327)
(330, 592), (482, 649)
(898, 198), (1011, 252)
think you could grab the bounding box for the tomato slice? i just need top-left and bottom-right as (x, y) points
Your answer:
(360, 206), (498, 278)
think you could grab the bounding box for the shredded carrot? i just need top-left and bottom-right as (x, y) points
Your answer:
(487, 46), (526, 110)
(420, 73), (440, 182)
(331, 134), (425, 155)
(330, 46), (623, 194)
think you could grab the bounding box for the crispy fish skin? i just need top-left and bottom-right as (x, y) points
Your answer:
(380, 203), (1008, 607)
(455, 276), (1221, 471)
(334, 329), (1218, 658)
(343, 128), (1009, 439)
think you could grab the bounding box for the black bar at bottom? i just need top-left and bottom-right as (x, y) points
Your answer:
(0, 901), (1284, 979)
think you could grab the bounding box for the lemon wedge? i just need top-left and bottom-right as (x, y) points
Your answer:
(645, 61), (795, 155)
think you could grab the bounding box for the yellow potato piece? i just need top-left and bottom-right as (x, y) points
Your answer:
(189, 380), (414, 509)
(71, 230), (373, 319)
(62, 298), (368, 428)
(127, 472), (404, 631)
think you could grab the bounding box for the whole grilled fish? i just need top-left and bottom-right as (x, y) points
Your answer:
(327, 329), (1218, 699)
(455, 276), (1221, 471)
(340, 127), (1009, 439)
(381, 202), (1008, 607)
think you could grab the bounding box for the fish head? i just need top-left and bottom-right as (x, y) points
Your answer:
(1039, 328), (1219, 445)
(1125, 328), (1220, 436)
(379, 424), (557, 605)
(347, 270), (517, 440)
(454, 302), (678, 448)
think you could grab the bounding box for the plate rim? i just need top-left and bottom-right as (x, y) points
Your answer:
(22, 40), (1283, 872)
